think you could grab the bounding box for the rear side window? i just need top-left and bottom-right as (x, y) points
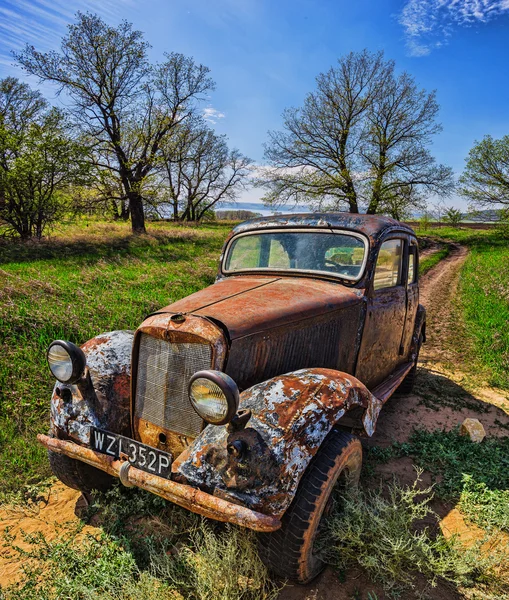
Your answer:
(373, 239), (403, 290)
(408, 245), (418, 284)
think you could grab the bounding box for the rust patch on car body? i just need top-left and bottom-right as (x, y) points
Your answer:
(162, 276), (364, 340)
(51, 330), (134, 444)
(177, 368), (381, 518)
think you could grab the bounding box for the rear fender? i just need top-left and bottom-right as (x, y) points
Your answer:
(411, 304), (426, 358)
(50, 330), (133, 444)
(177, 368), (381, 518)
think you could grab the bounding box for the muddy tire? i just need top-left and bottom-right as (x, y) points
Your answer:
(48, 449), (114, 495)
(397, 333), (423, 395)
(257, 428), (362, 584)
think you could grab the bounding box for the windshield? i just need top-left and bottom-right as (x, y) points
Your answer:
(223, 230), (367, 281)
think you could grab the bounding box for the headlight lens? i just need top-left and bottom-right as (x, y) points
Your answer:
(47, 340), (86, 384)
(189, 371), (239, 425)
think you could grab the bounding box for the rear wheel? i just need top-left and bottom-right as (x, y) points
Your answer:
(48, 449), (114, 496)
(258, 428), (362, 583)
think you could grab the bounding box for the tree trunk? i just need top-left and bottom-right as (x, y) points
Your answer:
(128, 191), (146, 234)
(120, 199), (130, 221)
(366, 186), (381, 214)
(346, 185), (359, 213)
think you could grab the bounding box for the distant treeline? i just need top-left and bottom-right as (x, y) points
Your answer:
(405, 221), (497, 230)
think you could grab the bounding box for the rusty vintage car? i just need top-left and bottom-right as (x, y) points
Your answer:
(39, 212), (425, 583)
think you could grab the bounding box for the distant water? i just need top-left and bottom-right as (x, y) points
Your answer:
(217, 202), (310, 216)
(156, 202), (311, 218)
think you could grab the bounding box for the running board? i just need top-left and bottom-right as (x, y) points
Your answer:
(372, 361), (414, 404)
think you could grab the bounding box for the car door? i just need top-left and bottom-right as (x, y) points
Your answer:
(355, 236), (408, 389)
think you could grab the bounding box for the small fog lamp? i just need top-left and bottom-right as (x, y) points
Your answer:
(188, 370), (239, 425)
(47, 340), (86, 384)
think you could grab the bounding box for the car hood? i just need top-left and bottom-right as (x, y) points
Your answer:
(157, 276), (364, 340)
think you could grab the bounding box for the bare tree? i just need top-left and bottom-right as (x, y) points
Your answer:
(261, 51), (388, 213)
(363, 70), (454, 214)
(261, 50), (453, 216)
(15, 12), (214, 234)
(460, 135), (509, 210)
(160, 119), (252, 221)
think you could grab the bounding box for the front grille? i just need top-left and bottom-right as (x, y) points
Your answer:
(135, 333), (212, 437)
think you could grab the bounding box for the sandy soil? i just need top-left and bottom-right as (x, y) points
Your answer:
(1, 243), (507, 597)
(0, 483), (96, 586)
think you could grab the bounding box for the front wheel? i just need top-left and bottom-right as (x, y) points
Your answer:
(48, 449), (115, 496)
(258, 428), (362, 583)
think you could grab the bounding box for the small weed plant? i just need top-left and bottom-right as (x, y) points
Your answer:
(320, 474), (509, 598)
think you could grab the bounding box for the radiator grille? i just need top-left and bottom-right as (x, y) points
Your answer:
(135, 334), (212, 437)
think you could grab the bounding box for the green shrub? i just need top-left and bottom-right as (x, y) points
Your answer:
(397, 429), (509, 500)
(459, 475), (509, 533)
(320, 475), (509, 598)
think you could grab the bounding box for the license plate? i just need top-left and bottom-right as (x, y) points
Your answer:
(90, 427), (172, 479)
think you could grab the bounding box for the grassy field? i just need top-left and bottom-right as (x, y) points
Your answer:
(1, 219), (509, 599)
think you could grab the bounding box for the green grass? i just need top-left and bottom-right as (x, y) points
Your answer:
(419, 244), (450, 275)
(459, 242), (509, 388)
(417, 226), (509, 389)
(396, 428), (509, 501)
(459, 475), (509, 533)
(368, 427), (509, 537)
(0, 219), (233, 498)
(320, 474), (509, 598)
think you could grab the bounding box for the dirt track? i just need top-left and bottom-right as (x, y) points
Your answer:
(2, 245), (509, 595)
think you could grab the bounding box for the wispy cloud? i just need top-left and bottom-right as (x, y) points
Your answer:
(203, 106), (226, 124)
(399, 0), (509, 56)
(0, 0), (134, 77)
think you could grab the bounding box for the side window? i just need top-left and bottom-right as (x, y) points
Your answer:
(408, 245), (418, 284)
(373, 239), (403, 291)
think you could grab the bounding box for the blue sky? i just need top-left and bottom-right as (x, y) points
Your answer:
(1, 0), (509, 213)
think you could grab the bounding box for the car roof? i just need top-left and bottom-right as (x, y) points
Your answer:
(231, 212), (415, 242)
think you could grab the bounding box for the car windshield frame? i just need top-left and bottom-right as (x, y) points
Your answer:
(221, 228), (369, 283)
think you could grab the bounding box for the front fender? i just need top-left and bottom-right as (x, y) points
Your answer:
(50, 330), (133, 444)
(177, 368), (381, 517)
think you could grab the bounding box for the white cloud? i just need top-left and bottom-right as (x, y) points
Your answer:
(203, 106), (226, 124)
(399, 0), (509, 56)
(0, 0), (134, 78)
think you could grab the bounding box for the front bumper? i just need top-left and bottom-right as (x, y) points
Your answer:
(38, 434), (281, 533)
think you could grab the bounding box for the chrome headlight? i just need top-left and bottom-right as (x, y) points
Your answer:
(47, 340), (86, 384)
(188, 370), (239, 425)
